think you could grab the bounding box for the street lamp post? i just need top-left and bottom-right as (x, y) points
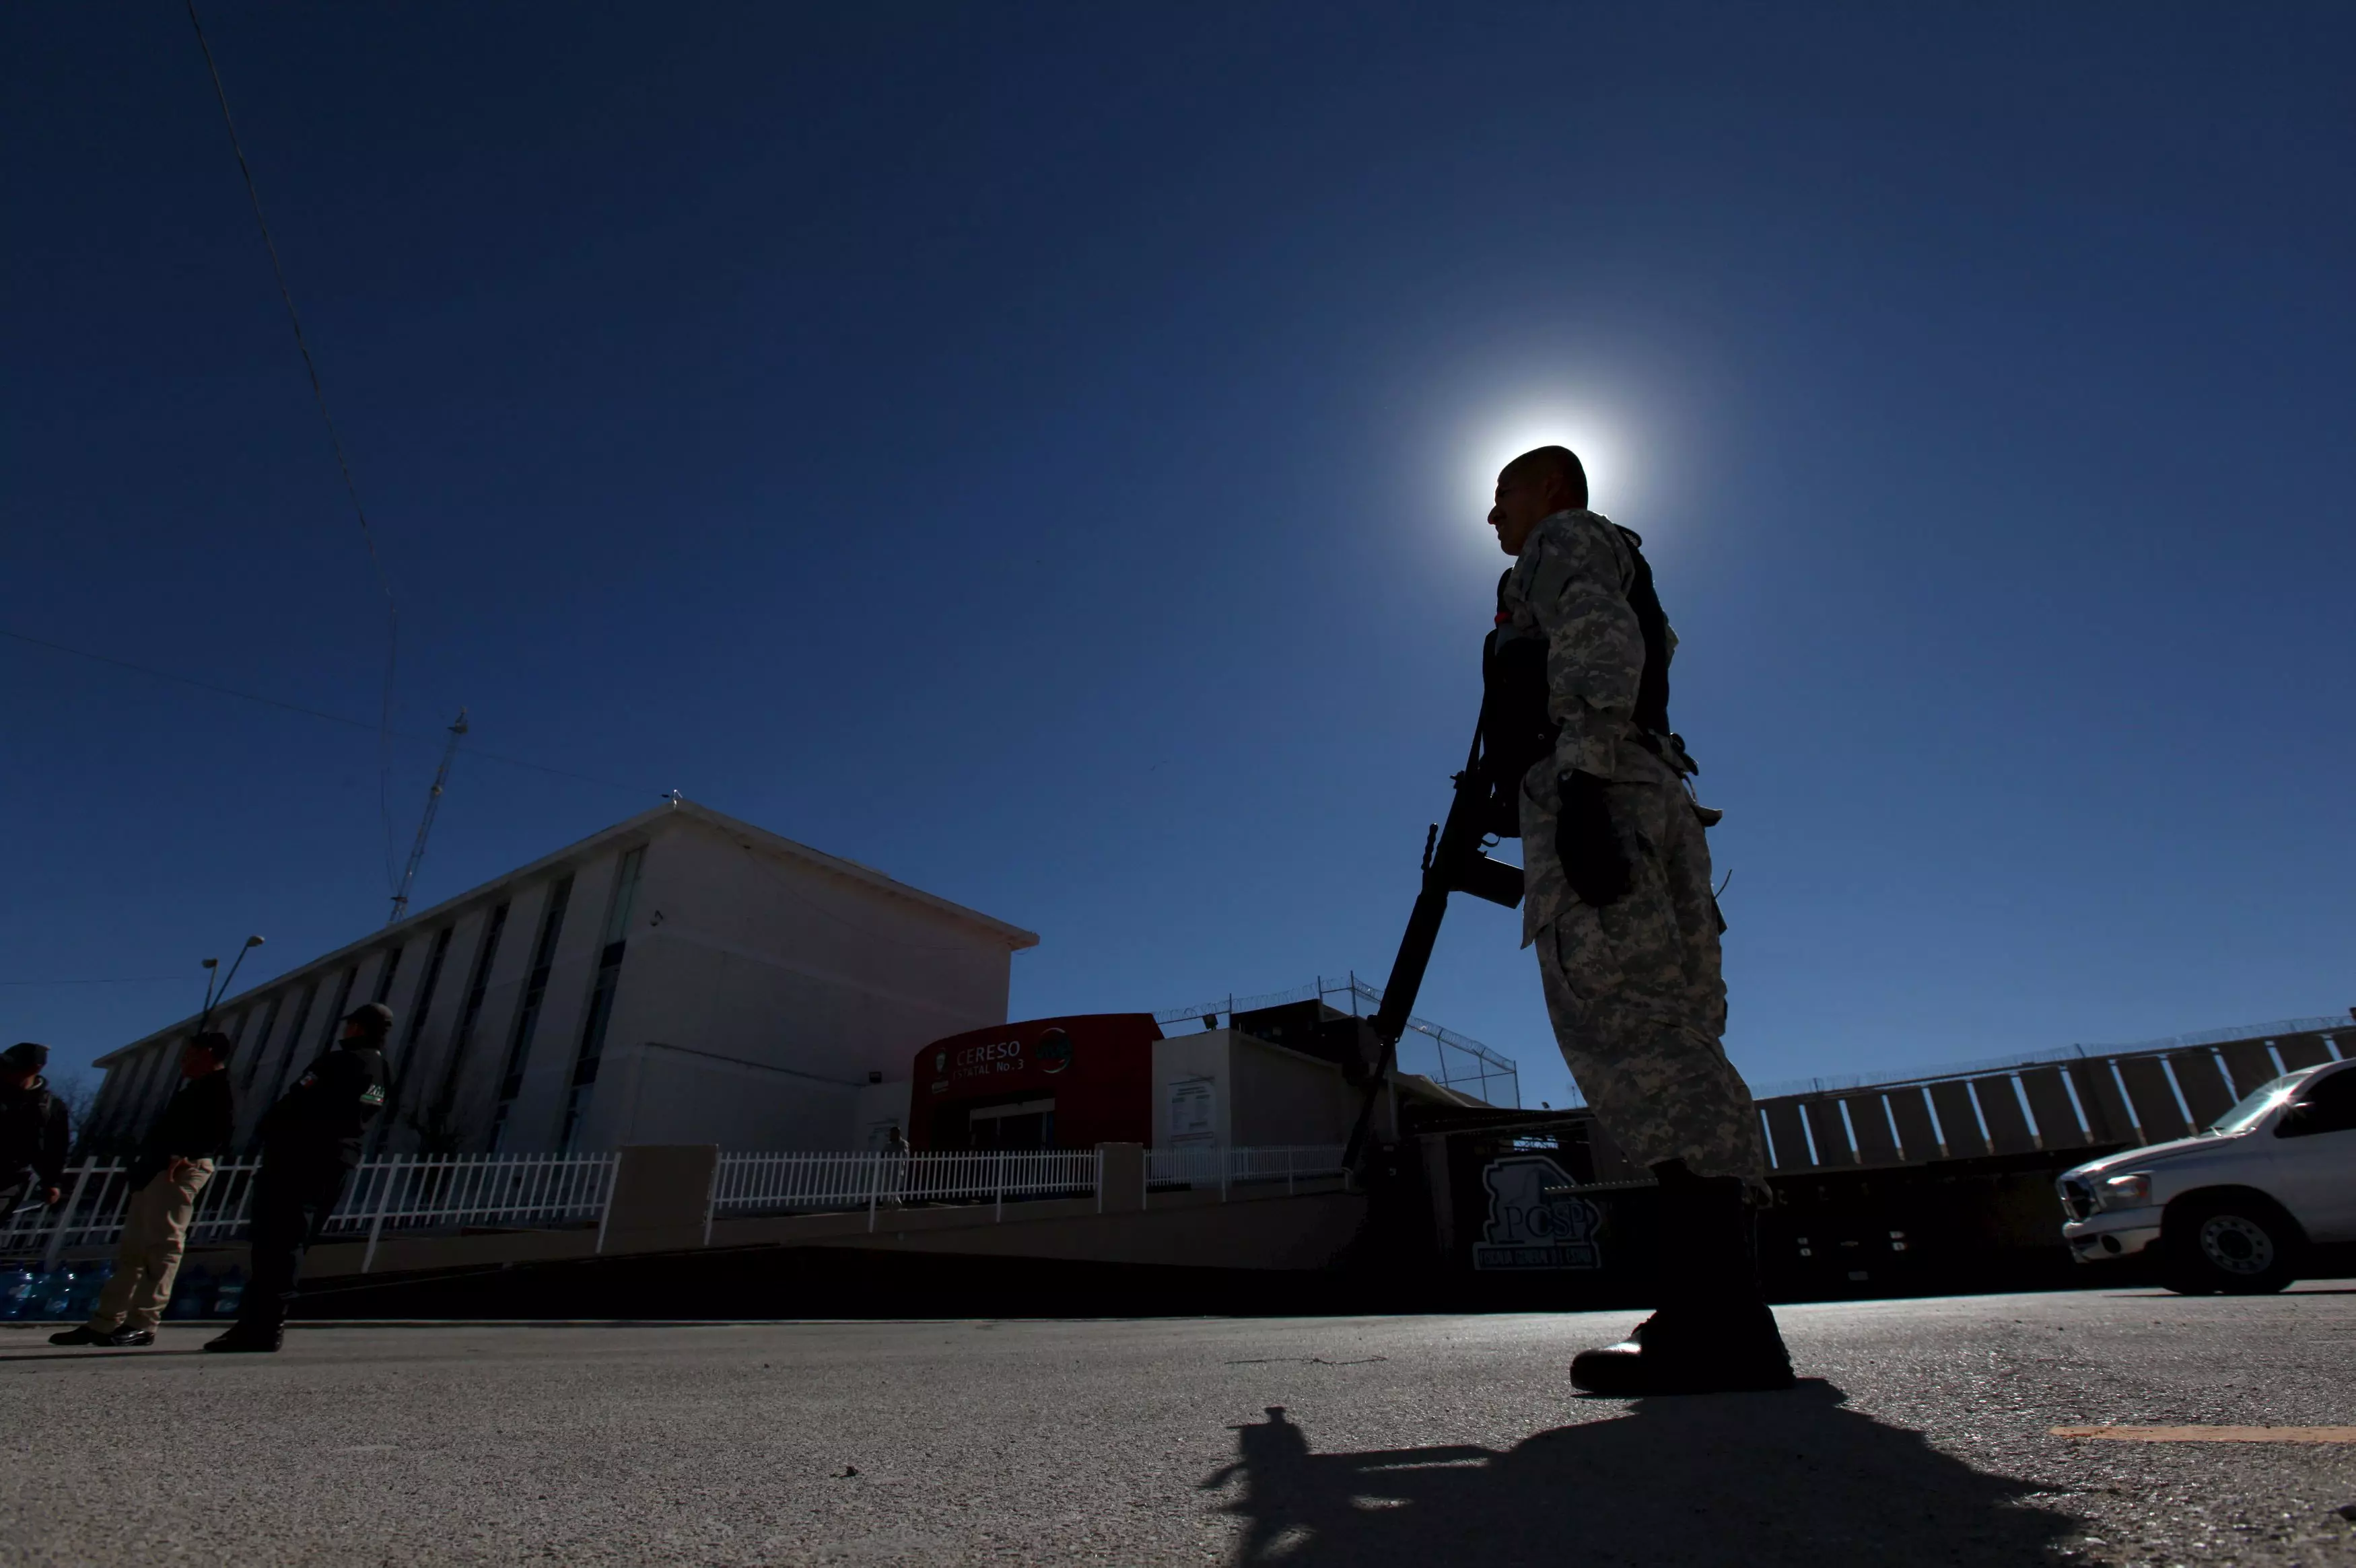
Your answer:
(198, 935), (265, 1032)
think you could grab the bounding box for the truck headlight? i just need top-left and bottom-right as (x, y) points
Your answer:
(2100, 1172), (2151, 1209)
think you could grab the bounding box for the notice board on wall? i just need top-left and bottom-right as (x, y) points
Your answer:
(1167, 1077), (1216, 1145)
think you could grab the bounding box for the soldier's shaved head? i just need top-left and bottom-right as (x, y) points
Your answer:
(1487, 445), (1590, 556)
(1500, 446), (1589, 509)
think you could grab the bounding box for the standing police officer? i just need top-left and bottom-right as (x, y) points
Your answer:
(1486, 445), (1793, 1395)
(51, 1031), (237, 1347)
(206, 1003), (391, 1353)
(0, 1042), (70, 1221)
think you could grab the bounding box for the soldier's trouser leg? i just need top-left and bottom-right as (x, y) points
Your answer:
(87, 1162), (213, 1332)
(1545, 773), (1793, 1391)
(1535, 769), (1764, 1186)
(240, 1162), (348, 1332)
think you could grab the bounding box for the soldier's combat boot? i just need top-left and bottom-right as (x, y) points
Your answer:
(203, 1322), (283, 1353)
(1570, 1162), (1795, 1396)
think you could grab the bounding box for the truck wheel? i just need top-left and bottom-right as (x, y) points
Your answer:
(2161, 1195), (2299, 1295)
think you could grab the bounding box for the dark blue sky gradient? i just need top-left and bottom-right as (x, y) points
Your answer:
(6, 4), (2351, 1106)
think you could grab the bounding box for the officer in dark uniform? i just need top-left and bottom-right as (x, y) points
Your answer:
(206, 1003), (392, 1353)
(0, 1042), (71, 1220)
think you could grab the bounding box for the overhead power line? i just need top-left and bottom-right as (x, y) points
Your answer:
(184, 0), (403, 892)
(0, 976), (190, 988)
(1, 626), (653, 798)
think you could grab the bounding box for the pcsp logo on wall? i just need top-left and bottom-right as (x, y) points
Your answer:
(1471, 1155), (1603, 1271)
(1034, 1028), (1074, 1075)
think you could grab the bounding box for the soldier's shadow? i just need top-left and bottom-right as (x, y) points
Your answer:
(1202, 1382), (2077, 1567)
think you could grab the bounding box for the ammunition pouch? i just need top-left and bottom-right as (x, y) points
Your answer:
(1476, 629), (1558, 839)
(1477, 526), (1682, 839)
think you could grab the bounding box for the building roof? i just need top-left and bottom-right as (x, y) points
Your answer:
(95, 799), (1038, 1067)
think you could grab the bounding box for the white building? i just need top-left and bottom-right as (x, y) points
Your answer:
(85, 801), (1038, 1156)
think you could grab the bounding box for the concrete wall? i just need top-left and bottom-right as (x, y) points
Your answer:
(477, 845), (633, 1151)
(821, 1188), (1366, 1271)
(1152, 1032), (1235, 1147)
(1149, 1030), (1362, 1149)
(380, 900), (504, 1147)
(571, 822), (1016, 1153)
(188, 1173), (1368, 1286)
(1231, 1035), (1357, 1147)
(594, 1041), (856, 1151)
(88, 803), (1031, 1159)
(851, 1079), (915, 1148)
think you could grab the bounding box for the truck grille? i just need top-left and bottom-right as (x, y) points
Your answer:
(2058, 1177), (2095, 1221)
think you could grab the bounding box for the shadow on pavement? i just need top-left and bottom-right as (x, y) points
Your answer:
(1202, 1382), (2077, 1566)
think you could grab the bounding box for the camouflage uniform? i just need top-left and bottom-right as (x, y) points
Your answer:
(1500, 508), (1765, 1185)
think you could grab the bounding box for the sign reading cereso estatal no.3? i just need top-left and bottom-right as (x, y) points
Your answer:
(927, 1025), (1076, 1095)
(909, 1015), (1164, 1149)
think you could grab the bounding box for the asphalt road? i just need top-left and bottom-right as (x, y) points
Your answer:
(3, 1287), (2353, 1567)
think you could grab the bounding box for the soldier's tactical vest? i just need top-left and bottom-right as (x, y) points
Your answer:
(1476, 524), (1672, 838)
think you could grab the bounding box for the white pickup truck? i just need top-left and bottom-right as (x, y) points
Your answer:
(2058, 1057), (2356, 1293)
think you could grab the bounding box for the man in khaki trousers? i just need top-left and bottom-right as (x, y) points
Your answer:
(52, 1032), (237, 1349)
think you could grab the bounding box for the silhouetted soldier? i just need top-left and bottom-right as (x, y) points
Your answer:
(1486, 445), (1792, 1394)
(207, 1003), (390, 1353)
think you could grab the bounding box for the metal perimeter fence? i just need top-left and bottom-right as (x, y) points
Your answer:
(1154, 974), (1524, 1109)
(2, 1145), (1350, 1265)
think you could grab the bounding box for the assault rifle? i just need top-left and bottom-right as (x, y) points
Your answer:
(1340, 711), (1529, 1168)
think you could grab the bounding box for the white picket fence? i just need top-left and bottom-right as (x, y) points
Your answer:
(1, 1144), (1349, 1264)
(712, 1148), (1102, 1220)
(708, 1145), (1349, 1223)
(0, 1153), (617, 1271)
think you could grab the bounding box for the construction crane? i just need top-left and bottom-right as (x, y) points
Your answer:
(388, 709), (468, 925)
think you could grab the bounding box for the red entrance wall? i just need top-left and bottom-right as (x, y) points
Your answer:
(906, 1013), (1162, 1149)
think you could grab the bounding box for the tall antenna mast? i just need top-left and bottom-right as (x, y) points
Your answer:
(388, 708), (467, 925)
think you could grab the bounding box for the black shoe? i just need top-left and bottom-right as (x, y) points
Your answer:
(98, 1326), (155, 1347)
(47, 1324), (108, 1346)
(203, 1324), (283, 1353)
(1570, 1304), (1797, 1396)
(1572, 1161), (1797, 1396)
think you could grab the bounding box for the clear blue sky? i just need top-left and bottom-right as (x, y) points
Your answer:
(5, 4), (2351, 1110)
